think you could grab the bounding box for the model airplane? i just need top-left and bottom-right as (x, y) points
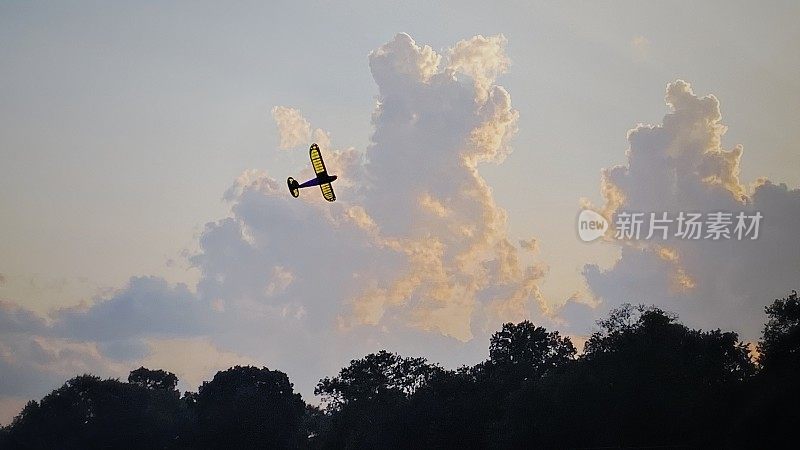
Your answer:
(287, 143), (337, 202)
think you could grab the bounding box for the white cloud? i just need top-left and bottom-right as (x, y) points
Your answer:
(581, 80), (800, 340)
(271, 106), (312, 149)
(343, 33), (541, 340)
(192, 33), (544, 347)
(16, 37), (776, 422)
(369, 33), (441, 84)
(447, 34), (511, 102)
(0, 32), (531, 406)
(0, 35), (550, 407)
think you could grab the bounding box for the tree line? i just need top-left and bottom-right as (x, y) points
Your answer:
(2, 291), (799, 449)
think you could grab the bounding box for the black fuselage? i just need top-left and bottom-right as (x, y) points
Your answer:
(298, 174), (337, 188)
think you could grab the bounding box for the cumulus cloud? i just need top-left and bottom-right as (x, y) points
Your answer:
(579, 80), (800, 340)
(0, 300), (48, 335)
(3, 34), (794, 428)
(0, 330), (129, 399)
(447, 34), (511, 101)
(0, 32), (550, 420)
(271, 106), (312, 149)
(4, 37), (796, 431)
(347, 32), (539, 340)
(52, 276), (211, 344)
(0, 277), (206, 406)
(199, 32), (542, 345)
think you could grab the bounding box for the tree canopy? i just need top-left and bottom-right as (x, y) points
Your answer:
(2, 293), (799, 449)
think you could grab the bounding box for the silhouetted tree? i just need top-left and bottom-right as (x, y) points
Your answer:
(399, 364), (501, 448)
(316, 350), (440, 411)
(4, 299), (799, 449)
(128, 367), (179, 392)
(2, 373), (187, 449)
(519, 304), (756, 448)
(759, 290), (800, 370)
(320, 322), (578, 448)
(314, 351), (440, 448)
(488, 320), (576, 387)
(190, 365), (305, 449)
(300, 404), (326, 445)
(734, 290), (800, 448)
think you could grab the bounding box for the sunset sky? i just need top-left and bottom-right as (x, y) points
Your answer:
(1, 0), (799, 424)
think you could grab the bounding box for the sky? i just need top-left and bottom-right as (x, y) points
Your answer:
(1, 0), (799, 424)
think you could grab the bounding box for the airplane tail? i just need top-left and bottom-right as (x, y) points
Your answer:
(287, 177), (300, 198)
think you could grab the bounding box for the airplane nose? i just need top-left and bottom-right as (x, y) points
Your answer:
(330, 175), (338, 181)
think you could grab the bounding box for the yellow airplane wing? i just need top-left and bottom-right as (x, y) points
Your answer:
(309, 143), (328, 176)
(320, 182), (336, 202)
